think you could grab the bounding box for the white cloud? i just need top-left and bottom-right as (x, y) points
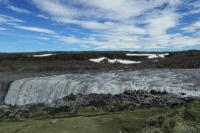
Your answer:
(145, 10), (179, 37)
(0, 14), (24, 24)
(29, 0), (200, 49)
(58, 33), (143, 49)
(7, 5), (32, 14)
(182, 21), (200, 32)
(37, 14), (49, 20)
(169, 34), (200, 47)
(190, 1), (200, 8)
(58, 36), (81, 44)
(15, 25), (56, 34)
(76, 0), (180, 20)
(31, 0), (73, 17)
(183, 1), (200, 15)
(58, 36), (102, 47)
(37, 36), (50, 41)
(78, 21), (114, 30)
(31, 0), (172, 23)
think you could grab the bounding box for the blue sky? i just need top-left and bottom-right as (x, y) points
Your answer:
(0, 0), (200, 52)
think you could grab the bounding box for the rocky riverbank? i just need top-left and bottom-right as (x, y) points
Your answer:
(0, 90), (197, 121)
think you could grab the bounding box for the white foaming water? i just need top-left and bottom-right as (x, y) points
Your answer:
(5, 69), (200, 105)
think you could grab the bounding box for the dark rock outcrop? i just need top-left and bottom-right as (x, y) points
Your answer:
(52, 90), (193, 112)
(0, 90), (197, 120)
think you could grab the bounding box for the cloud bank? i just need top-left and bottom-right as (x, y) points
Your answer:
(0, 0), (200, 51)
(29, 0), (200, 50)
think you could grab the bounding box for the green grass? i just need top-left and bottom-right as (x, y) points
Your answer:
(0, 101), (199, 133)
(0, 108), (167, 133)
(141, 101), (200, 133)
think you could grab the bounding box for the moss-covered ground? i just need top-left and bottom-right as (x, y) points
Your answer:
(0, 101), (199, 133)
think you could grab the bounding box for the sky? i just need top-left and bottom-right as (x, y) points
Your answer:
(0, 0), (200, 52)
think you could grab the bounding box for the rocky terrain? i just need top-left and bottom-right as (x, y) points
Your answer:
(0, 90), (194, 121)
(0, 50), (200, 133)
(0, 50), (200, 76)
(0, 97), (199, 133)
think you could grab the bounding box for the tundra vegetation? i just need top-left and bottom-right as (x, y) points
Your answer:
(0, 101), (199, 133)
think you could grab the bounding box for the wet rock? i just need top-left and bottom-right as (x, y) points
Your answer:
(150, 90), (167, 95)
(50, 90), (191, 112)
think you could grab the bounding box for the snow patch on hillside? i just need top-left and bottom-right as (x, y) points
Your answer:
(126, 53), (169, 59)
(89, 57), (141, 64)
(32, 54), (56, 57)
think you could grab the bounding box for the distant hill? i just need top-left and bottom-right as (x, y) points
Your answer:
(0, 50), (200, 76)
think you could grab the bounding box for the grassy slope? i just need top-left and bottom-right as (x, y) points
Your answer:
(141, 101), (200, 133)
(0, 108), (167, 133)
(0, 101), (199, 133)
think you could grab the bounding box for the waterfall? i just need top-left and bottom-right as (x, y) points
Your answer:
(0, 80), (12, 104)
(4, 69), (200, 106)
